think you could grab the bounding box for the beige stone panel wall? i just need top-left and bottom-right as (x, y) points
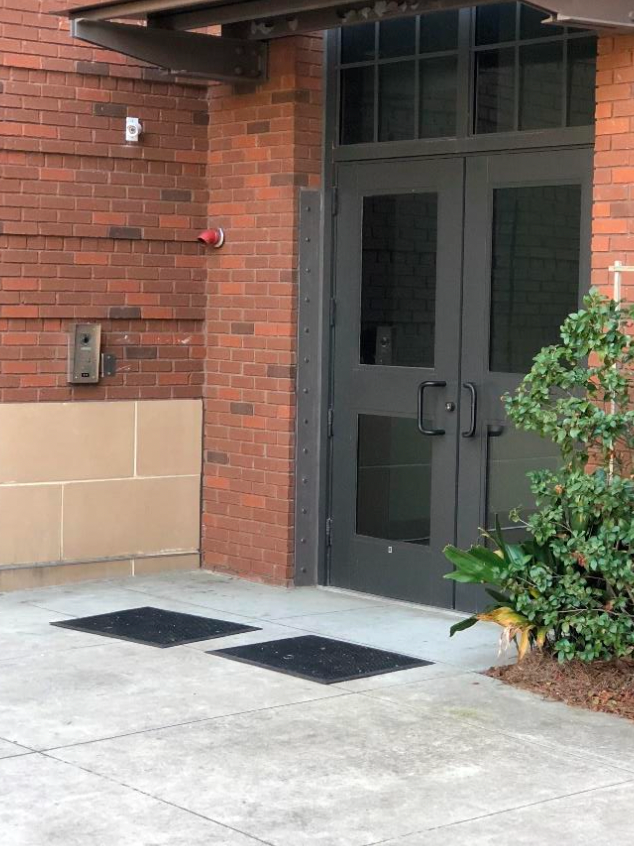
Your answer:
(133, 553), (200, 576)
(63, 476), (201, 561)
(0, 554), (200, 592)
(0, 559), (133, 592)
(0, 485), (62, 565)
(136, 400), (202, 477)
(0, 402), (135, 484)
(0, 399), (203, 585)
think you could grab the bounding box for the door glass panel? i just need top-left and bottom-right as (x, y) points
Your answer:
(519, 41), (564, 130)
(420, 56), (458, 138)
(379, 61), (416, 142)
(341, 66), (375, 145)
(475, 48), (515, 134)
(360, 194), (438, 367)
(489, 184), (581, 373)
(357, 415), (432, 544)
(487, 426), (560, 532)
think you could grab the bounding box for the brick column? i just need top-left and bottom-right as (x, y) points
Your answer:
(593, 35), (634, 301)
(202, 36), (323, 585)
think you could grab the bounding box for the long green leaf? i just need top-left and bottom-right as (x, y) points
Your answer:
(450, 616), (478, 637)
(444, 571), (480, 583)
(468, 546), (506, 567)
(443, 545), (499, 584)
(504, 543), (533, 569)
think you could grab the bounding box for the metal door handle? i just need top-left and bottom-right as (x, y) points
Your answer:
(418, 381), (446, 436)
(461, 382), (477, 438)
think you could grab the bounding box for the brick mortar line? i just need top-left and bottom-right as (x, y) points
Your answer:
(0, 232), (207, 243)
(0, 140), (210, 159)
(0, 141), (210, 166)
(0, 61), (211, 91)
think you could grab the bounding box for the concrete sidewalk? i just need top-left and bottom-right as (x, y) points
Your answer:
(1, 571), (633, 845)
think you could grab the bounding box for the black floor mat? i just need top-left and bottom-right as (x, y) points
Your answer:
(51, 606), (261, 648)
(210, 634), (432, 684)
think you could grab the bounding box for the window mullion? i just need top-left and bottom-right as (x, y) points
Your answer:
(457, 7), (473, 138)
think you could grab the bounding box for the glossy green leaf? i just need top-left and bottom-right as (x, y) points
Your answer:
(450, 616), (478, 637)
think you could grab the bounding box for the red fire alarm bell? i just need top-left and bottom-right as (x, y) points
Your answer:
(197, 228), (225, 248)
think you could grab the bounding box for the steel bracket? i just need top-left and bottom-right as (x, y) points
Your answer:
(71, 18), (267, 82)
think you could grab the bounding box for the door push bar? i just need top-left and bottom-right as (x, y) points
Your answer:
(417, 381), (446, 436)
(461, 382), (477, 438)
(418, 381), (480, 438)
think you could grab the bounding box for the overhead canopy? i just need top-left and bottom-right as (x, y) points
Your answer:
(65, 0), (634, 82)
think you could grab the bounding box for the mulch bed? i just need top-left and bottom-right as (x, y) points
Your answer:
(486, 652), (634, 721)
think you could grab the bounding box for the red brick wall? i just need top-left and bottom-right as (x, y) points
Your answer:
(202, 36), (323, 585)
(1, 2), (323, 585)
(0, 0), (209, 401)
(593, 34), (634, 301)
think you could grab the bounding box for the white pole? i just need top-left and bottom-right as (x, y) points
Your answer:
(613, 259), (623, 304)
(608, 261), (624, 480)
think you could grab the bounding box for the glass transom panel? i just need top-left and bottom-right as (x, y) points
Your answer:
(338, 3), (596, 145)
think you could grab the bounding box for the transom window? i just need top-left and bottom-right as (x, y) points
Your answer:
(338, 2), (596, 145)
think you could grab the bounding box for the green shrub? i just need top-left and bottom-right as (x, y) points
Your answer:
(445, 290), (634, 662)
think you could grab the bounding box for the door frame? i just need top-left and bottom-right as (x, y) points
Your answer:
(292, 28), (595, 592)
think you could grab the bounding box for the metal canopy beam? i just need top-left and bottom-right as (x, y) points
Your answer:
(66, 0), (634, 73)
(155, 0), (501, 36)
(67, 0), (219, 22)
(66, 0), (634, 32)
(542, 0), (634, 30)
(71, 18), (266, 81)
(153, 0), (353, 32)
(221, 0), (503, 41)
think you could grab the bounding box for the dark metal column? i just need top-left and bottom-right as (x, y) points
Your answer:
(294, 190), (325, 586)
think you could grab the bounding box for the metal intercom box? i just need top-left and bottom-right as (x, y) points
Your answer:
(68, 323), (102, 384)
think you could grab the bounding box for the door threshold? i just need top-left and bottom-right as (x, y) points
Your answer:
(316, 584), (468, 619)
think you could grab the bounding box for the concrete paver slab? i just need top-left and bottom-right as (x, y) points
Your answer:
(52, 694), (627, 846)
(0, 739), (31, 760)
(2, 573), (632, 846)
(0, 640), (342, 749)
(276, 603), (503, 670)
(377, 781), (634, 846)
(124, 575), (389, 619)
(0, 754), (268, 846)
(0, 599), (105, 663)
(366, 672), (634, 773)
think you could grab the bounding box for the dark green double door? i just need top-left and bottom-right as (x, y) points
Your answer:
(329, 149), (592, 611)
